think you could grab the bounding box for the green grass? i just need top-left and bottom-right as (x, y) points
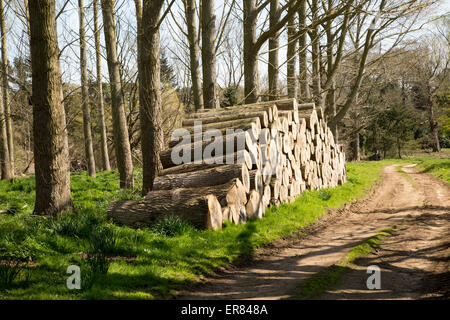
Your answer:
(0, 154), (447, 300)
(399, 153), (450, 184)
(296, 227), (397, 300)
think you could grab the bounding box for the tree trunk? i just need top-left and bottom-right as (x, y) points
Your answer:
(310, 0), (322, 106)
(287, 14), (297, 99)
(268, 0), (280, 101)
(0, 79), (11, 179)
(201, 0), (218, 109)
(0, 0), (13, 177)
(354, 131), (360, 161)
(78, 0), (96, 177)
(427, 92), (440, 152)
(243, 0), (259, 104)
(139, 0), (165, 195)
(184, 0), (204, 110)
(29, 0), (73, 215)
(298, 0), (310, 102)
(94, 0), (111, 171)
(101, 0), (134, 189)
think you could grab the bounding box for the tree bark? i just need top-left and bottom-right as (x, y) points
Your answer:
(101, 0), (134, 189)
(0, 0), (13, 177)
(94, 0), (111, 171)
(310, 0), (322, 106)
(184, 0), (204, 110)
(29, 0), (73, 215)
(201, 0), (218, 109)
(107, 194), (222, 230)
(0, 75), (11, 179)
(153, 163), (250, 192)
(287, 13), (297, 99)
(243, 0), (259, 104)
(138, 0), (164, 194)
(268, 0), (280, 101)
(427, 90), (441, 152)
(297, 0), (310, 102)
(79, 0), (96, 177)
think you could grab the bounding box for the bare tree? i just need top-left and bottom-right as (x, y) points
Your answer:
(138, 0), (165, 194)
(29, 0), (73, 215)
(201, 0), (219, 109)
(267, 0), (280, 100)
(0, 0), (13, 176)
(93, 0), (111, 171)
(184, 0), (204, 110)
(101, 0), (134, 188)
(286, 13), (297, 98)
(78, 0), (96, 177)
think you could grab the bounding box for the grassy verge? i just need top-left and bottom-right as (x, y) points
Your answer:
(296, 227), (397, 300)
(0, 161), (389, 299)
(400, 154), (450, 184)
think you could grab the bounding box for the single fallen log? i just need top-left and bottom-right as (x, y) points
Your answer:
(182, 110), (269, 128)
(107, 194), (222, 230)
(153, 164), (250, 193)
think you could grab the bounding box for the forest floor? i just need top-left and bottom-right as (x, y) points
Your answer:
(177, 164), (450, 300)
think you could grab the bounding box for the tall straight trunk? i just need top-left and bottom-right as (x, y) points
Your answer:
(78, 0), (96, 177)
(243, 0), (258, 103)
(185, 0), (204, 110)
(267, 0), (279, 101)
(427, 90), (440, 152)
(201, 0), (218, 109)
(0, 0), (13, 176)
(298, 0), (310, 102)
(325, 10), (336, 136)
(94, 0), (111, 171)
(0, 80), (11, 179)
(327, 80), (338, 140)
(354, 131), (360, 161)
(29, 0), (73, 215)
(310, 0), (322, 106)
(139, 0), (164, 195)
(286, 14), (297, 99)
(101, 0), (134, 189)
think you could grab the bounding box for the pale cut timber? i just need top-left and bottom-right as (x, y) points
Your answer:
(246, 190), (263, 220)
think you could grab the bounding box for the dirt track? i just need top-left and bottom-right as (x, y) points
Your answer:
(177, 164), (450, 300)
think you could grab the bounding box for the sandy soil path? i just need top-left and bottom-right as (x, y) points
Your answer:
(177, 164), (449, 300)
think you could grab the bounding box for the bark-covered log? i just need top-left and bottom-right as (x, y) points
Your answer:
(161, 130), (255, 169)
(191, 104), (277, 123)
(107, 194), (222, 230)
(153, 163), (250, 192)
(158, 150), (253, 175)
(183, 110), (269, 128)
(182, 117), (261, 139)
(168, 122), (261, 148)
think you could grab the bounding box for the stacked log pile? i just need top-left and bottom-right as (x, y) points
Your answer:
(107, 99), (346, 230)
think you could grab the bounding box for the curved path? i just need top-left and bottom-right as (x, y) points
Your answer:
(177, 165), (450, 300)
